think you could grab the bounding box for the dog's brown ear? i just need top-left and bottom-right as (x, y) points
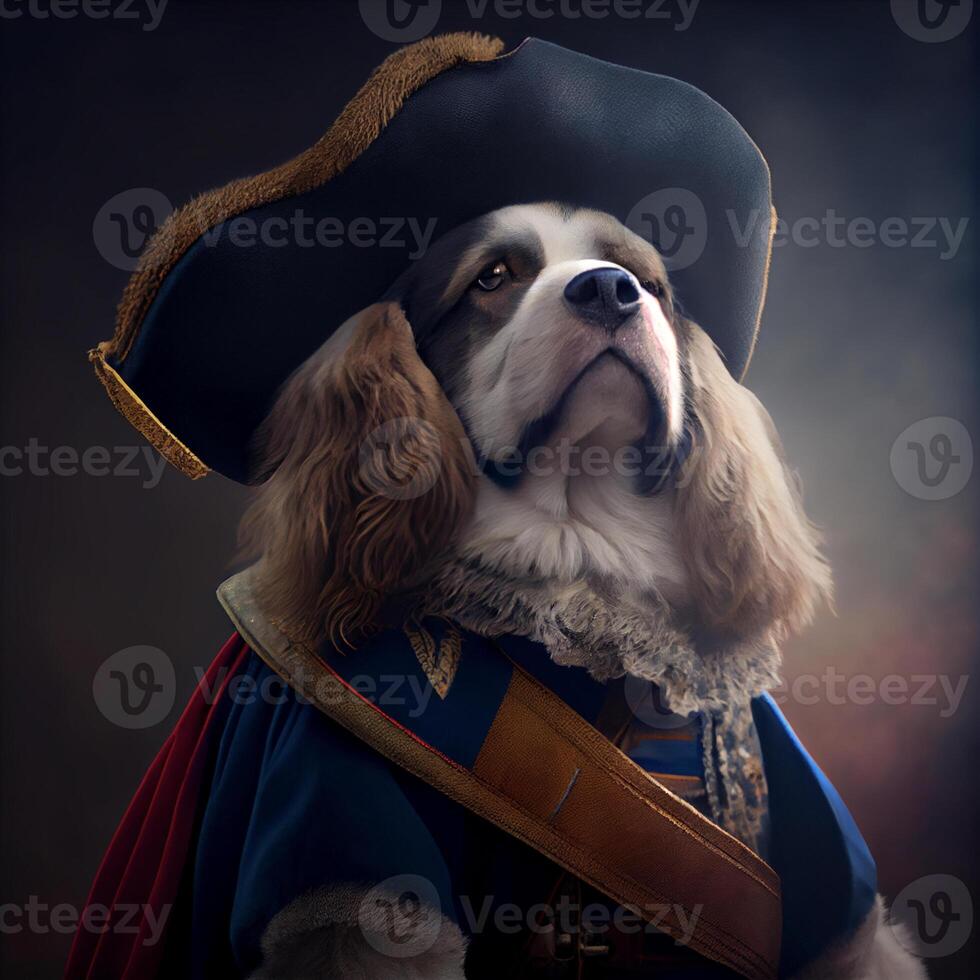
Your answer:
(240, 301), (477, 648)
(674, 323), (832, 645)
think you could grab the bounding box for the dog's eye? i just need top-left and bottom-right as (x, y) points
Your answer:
(641, 279), (666, 299)
(474, 261), (509, 291)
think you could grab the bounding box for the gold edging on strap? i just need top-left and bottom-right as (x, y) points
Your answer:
(89, 344), (209, 480)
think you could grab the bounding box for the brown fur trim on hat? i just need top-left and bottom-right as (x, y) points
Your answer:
(105, 32), (504, 365)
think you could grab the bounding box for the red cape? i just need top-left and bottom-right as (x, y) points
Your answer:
(65, 634), (248, 980)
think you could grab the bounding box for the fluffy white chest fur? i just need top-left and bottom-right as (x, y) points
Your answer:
(459, 457), (688, 600)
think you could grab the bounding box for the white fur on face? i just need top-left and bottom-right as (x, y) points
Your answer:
(459, 220), (683, 458)
(449, 205), (688, 597)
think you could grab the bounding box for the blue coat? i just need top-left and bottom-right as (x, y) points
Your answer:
(181, 622), (876, 978)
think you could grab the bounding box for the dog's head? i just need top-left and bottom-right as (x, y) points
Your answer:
(242, 203), (830, 649)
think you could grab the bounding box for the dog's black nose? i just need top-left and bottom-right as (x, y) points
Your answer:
(563, 268), (641, 331)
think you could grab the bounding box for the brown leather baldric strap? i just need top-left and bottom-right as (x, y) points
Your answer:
(474, 665), (781, 979)
(218, 573), (782, 980)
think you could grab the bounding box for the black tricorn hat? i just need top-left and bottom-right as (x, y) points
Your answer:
(92, 33), (774, 483)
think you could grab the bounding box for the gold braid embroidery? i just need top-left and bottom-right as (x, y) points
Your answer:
(404, 620), (461, 699)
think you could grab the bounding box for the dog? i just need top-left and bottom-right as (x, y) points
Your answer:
(243, 202), (826, 644)
(236, 202), (925, 979)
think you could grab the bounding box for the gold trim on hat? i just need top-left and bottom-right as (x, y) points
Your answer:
(89, 343), (210, 480)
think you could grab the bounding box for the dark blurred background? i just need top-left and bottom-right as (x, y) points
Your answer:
(0, 0), (976, 976)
